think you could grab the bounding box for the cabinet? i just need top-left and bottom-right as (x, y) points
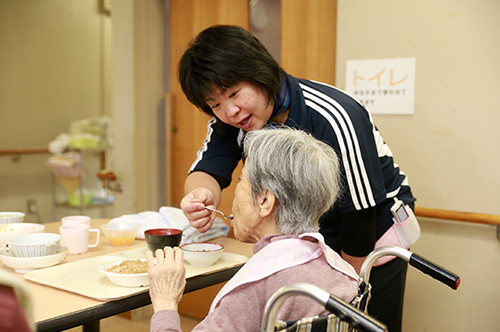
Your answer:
(49, 148), (119, 220)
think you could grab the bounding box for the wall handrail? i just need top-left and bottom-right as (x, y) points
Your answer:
(415, 206), (500, 226)
(0, 147), (49, 156)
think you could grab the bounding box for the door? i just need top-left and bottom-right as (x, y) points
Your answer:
(169, 0), (249, 218)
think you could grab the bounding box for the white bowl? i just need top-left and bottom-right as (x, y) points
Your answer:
(99, 258), (149, 288)
(0, 223), (45, 246)
(180, 242), (224, 267)
(9, 233), (61, 257)
(0, 212), (25, 224)
(0, 246), (68, 273)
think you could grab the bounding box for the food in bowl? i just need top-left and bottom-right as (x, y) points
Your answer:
(99, 258), (149, 287)
(101, 222), (140, 247)
(0, 212), (25, 224)
(144, 228), (183, 252)
(0, 223), (45, 246)
(9, 233), (61, 257)
(106, 259), (148, 274)
(180, 242), (224, 267)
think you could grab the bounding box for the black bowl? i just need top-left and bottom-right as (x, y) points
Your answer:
(144, 228), (183, 252)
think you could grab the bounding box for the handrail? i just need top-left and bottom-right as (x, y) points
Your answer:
(415, 206), (500, 226)
(0, 147), (49, 156)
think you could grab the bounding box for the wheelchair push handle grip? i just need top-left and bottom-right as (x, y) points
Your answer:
(325, 296), (387, 332)
(409, 253), (461, 290)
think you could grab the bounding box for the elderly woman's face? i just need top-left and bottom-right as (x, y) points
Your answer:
(206, 82), (273, 132)
(231, 166), (261, 243)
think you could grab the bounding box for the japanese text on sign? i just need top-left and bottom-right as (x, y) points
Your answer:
(345, 58), (416, 114)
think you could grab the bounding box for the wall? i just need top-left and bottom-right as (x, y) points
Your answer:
(111, 0), (164, 215)
(0, 0), (164, 222)
(0, 0), (112, 222)
(336, 1), (500, 330)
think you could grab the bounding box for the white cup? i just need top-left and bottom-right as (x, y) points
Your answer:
(61, 215), (91, 227)
(59, 224), (99, 255)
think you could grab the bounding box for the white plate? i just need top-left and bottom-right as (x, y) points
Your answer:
(0, 246), (68, 273)
(0, 223), (45, 246)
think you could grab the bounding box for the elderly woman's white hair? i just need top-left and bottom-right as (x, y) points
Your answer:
(243, 127), (341, 234)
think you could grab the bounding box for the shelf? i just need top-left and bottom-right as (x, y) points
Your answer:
(51, 148), (115, 220)
(53, 202), (114, 209)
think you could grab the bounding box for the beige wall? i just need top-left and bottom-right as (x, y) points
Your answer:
(0, 0), (163, 222)
(111, 0), (164, 216)
(0, 0), (112, 222)
(0, 0), (109, 149)
(336, 1), (500, 330)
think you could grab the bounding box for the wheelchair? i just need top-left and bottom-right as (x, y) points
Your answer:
(259, 246), (460, 332)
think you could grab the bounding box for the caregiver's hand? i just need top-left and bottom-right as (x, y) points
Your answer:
(146, 247), (186, 313)
(180, 188), (215, 233)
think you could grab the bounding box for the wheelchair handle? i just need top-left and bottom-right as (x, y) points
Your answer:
(324, 294), (387, 332)
(260, 283), (387, 332)
(409, 253), (461, 290)
(359, 246), (460, 290)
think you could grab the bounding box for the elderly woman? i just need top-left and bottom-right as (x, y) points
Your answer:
(146, 128), (359, 332)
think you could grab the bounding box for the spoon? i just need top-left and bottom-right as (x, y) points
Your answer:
(205, 207), (234, 220)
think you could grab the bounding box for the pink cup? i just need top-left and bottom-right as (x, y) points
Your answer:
(59, 224), (99, 255)
(61, 215), (91, 227)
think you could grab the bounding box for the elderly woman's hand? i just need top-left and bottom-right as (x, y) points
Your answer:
(146, 247), (186, 313)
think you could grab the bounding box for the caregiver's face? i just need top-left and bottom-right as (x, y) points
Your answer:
(206, 82), (273, 132)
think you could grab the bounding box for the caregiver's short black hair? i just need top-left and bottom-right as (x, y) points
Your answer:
(178, 25), (284, 116)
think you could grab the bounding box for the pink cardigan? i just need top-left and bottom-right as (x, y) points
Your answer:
(150, 233), (359, 332)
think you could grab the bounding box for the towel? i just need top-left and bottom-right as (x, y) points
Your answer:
(108, 206), (230, 244)
(0, 270), (34, 331)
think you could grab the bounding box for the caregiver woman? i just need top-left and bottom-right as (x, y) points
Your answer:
(178, 25), (419, 332)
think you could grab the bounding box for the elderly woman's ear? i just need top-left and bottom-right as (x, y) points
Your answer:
(257, 189), (277, 219)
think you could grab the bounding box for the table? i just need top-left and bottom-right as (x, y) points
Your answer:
(0, 219), (253, 332)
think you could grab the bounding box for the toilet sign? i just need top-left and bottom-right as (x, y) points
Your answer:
(345, 58), (416, 114)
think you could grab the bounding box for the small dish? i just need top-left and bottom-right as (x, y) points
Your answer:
(0, 212), (25, 224)
(99, 258), (149, 287)
(9, 233), (61, 257)
(0, 223), (45, 246)
(0, 246), (68, 273)
(180, 242), (224, 267)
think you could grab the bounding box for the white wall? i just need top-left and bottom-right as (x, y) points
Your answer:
(336, 1), (500, 330)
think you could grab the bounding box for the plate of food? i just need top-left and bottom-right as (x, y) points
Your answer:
(98, 258), (149, 287)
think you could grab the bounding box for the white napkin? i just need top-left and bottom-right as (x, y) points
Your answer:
(108, 206), (230, 244)
(48, 133), (71, 155)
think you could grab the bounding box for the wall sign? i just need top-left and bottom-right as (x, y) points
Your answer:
(345, 58), (416, 115)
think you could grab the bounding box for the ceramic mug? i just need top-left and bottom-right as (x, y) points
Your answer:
(61, 215), (91, 227)
(59, 224), (99, 255)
